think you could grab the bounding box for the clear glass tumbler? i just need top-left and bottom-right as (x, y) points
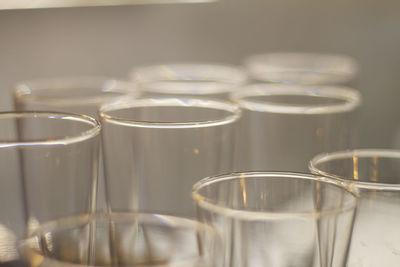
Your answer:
(130, 63), (248, 99)
(231, 84), (361, 172)
(192, 171), (358, 267)
(20, 212), (223, 267)
(13, 77), (138, 211)
(244, 52), (359, 85)
(0, 112), (100, 265)
(309, 149), (400, 267)
(99, 98), (241, 217)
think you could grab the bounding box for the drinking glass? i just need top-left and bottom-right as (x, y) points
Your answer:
(231, 84), (361, 172)
(309, 149), (400, 267)
(192, 171), (358, 267)
(99, 97), (241, 217)
(0, 112), (100, 265)
(20, 212), (222, 267)
(13, 77), (138, 211)
(130, 63), (248, 99)
(244, 52), (359, 85)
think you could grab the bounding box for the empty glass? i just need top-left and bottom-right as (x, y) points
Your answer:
(0, 112), (100, 265)
(13, 77), (138, 211)
(309, 149), (400, 267)
(192, 172), (358, 267)
(130, 63), (248, 99)
(100, 97), (241, 217)
(20, 212), (222, 267)
(244, 52), (359, 85)
(231, 84), (361, 172)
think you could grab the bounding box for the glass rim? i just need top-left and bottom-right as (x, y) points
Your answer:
(99, 97), (242, 129)
(230, 84), (361, 114)
(192, 171), (358, 220)
(0, 111), (101, 147)
(14, 76), (138, 106)
(20, 212), (221, 267)
(130, 62), (248, 95)
(309, 149), (400, 190)
(245, 52), (359, 74)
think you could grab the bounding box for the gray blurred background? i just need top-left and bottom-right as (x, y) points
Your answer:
(0, 0), (399, 148)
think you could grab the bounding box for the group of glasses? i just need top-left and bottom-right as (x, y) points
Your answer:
(1, 52), (399, 267)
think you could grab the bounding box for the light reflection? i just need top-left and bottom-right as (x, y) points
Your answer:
(0, 0), (216, 10)
(239, 178), (247, 206)
(371, 156), (378, 182)
(353, 155), (359, 181)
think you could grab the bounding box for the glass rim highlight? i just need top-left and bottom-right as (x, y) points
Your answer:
(244, 52), (359, 83)
(20, 212), (222, 267)
(14, 76), (138, 106)
(99, 97), (242, 129)
(0, 111), (101, 148)
(192, 171), (358, 220)
(309, 149), (400, 190)
(230, 84), (361, 114)
(130, 63), (248, 95)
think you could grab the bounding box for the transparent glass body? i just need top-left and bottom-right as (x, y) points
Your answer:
(192, 172), (358, 267)
(231, 84), (361, 172)
(244, 52), (359, 85)
(130, 63), (248, 99)
(309, 149), (400, 267)
(0, 112), (100, 265)
(20, 212), (222, 267)
(13, 77), (138, 212)
(99, 98), (241, 217)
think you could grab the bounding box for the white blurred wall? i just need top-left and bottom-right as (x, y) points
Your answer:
(0, 0), (399, 148)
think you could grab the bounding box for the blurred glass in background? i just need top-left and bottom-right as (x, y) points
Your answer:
(130, 63), (248, 99)
(244, 52), (359, 85)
